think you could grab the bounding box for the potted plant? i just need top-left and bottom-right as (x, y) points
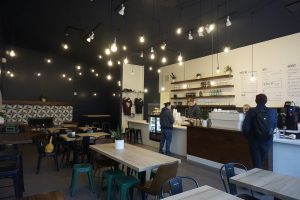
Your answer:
(200, 109), (209, 127)
(224, 65), (232, 75)
(170, 73), (176, 82)
(196, 73), (202, 79)
(110, 127), (124, 149)
(39, 95), (47, 102)
(0, 111), (5, 124)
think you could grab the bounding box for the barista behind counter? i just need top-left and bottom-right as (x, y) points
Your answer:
(186, 97), (201, 119)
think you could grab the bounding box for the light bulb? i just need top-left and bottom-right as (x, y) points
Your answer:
(250, 74), (256, 82)
(98, 55), (102, 59)
(149, 66), (152, 71)
(6, 71), (11, 74)
(122, 45), (127, 51)
(139, 35), (145, 43)
(123, 57), (128, 64)
(209, 24), (215, 31)
(224, 47), (230, 53)
(110, 38), (118, 52)
(150, 47), (154, 53)
(226, 16), (232, 27)
(74, 92), (78, 96)
(144, 88), (148, 93)
(182, 84), (187, 89)
(93, 93), (97, 96)
(157, 69), (161, 73)
(117, 81), (121, 86)
(150, 53), (155, 60)
(62, 43), (69, 50)
(105, 48), (111, 55)
(95, 73), (99, 77)
(68, 77), (72, 81)
(178, 61), (183, 66)
(161, 56), (167, 63)
(188, 31), (193, 40)
(140, 51), (144, 58)
(76, 65), (81, 70)
(210, 80), (215, 86)
(198, 26), (204, 37)
(91, 69), (95, 73)
(62, 74), (66, 78)
(108, 59), (113, 66)
(10, 73), (14, 77)
(106, 74), (112, 80)
(117, 61), (121, 65)
(37, 72), (41, 77)
(176, 27), (182, 35)
(78, 72), (82, 76)
(177, 53), (183, 62)
(9, 50), (16, 57)
(161, 87), (165, 91)
(112, 93), (116, 96)
(216, 67), (220, 74)
(118, 4), (125, 16)
(46, 58), (52, 63)
(161, 42), (166, 50)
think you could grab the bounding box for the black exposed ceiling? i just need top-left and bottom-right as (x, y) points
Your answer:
(1, 0), (300, 68)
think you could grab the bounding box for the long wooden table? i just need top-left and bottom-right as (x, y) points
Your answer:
(59, 132), (109, 142)
(230, 168), (300, 200)
(89, 143), (180, 172)
(162, 185), (242, 200)
(0, 133), (33, 145)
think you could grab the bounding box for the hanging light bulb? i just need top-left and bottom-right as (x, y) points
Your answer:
(106, 74), (112, 80)
(188, 31), (193, 40)
(108, 59), (113, 66)
(46, 58), (52, 63)
(118, 4), (125, 16)
(161, 56), (167, 63)
(177, 53), (183, 62)
(216, 66), (220, 74)
(157, 69), (161, 73)
(78, 72), (82, 76)
(224, 46), (230, 53)
(117, 81), (121, 86)
(140, 51), (144, 58)
(182, 84), (187, 89)
(149, 66), (152, 71)
(6, 71), (11, 75)
(76, 65), (81, 70)
(122, 45), (127, 51)
(110, 38), (118, 52)
(117, 61), (121, 65)
(250, 74), (256, 82)
(112, 93), (116, 97)
(36, 72), (42, 77)
(123, 57), (129, 64)
(74, 92), (78, 96)
(198, 26), (204, 37)
(176, 27), (182, 35)
(206, 24), (215, 33)
(9, 50), (16, 57)
(98, 55), (102, 59)
(68, 77), (72, 81)
(226, 16), (232, 27)
(62, 43), (69, 50)
(93, 92), (97, 96)
(105, 48), (111, 55)
(62, 74), (66, 78)
(178, 62), (183, 66)
(210, 80), (215, 86)
(150, 47), (155, 60)
(86, 32), (94, 43)
(161, 87), (165, 91)
(90, 68), (95, 73)
(10, 73), (15, 77)
(139, 35), (145, 43)
(160, 42), (166, 50)
(95, 73), (99, 77)
(130, 66), (135, 75)
(144, 88), (148, 93)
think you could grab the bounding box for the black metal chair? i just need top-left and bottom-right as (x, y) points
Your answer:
(0, 151), (23, 198)
(160, 176), (199, 198)
(219, 163), (259, 200)
(33, 134), (59, 174)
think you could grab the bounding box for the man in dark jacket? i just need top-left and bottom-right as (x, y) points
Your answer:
(159, 102), (174, 156)
(242, 94), (277, 168)
(186, 97), (201, 119)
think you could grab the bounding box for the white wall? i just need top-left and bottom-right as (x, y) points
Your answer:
(122, 64), (144, 129)
(159, 32), (300, 107)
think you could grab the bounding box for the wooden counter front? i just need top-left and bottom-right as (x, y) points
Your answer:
(187, 126), (254, 169)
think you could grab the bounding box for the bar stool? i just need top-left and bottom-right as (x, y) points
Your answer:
(70, 163), (95, 196)
(115, 175), (140, 200)
(129, 128), (136, 143)
(134, 129), (143, 144)
(100, 169), (125, 200)
(124, 128), (130, 142)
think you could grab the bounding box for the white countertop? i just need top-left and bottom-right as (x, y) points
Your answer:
(173, 125), (187, 130)
(273, 137), (300, 146)
(127, 120), (149, 125)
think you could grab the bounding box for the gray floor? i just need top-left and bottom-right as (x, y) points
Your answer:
(0, 144), (272, 199)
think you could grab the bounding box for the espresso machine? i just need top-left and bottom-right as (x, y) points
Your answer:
(278, 101), (299, 130)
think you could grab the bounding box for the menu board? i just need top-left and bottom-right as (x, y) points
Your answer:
(239, 70), (258, 104)
(261, 67), (284, 103)
(287, 63), (300, 105)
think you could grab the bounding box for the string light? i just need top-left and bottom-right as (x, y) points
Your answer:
(36, 72), (42, 77)
(76, 65), (81, 70)
(106, 74), (112, 80)
(161, 87), (165, 91)
(78, 72), (82, 76)
(144, 88), (148, 93)
(117, 61), (121, 65)
(105, 48), (111, 55)
(112, 93), (116, 96)
(74, 92), (78, 96)
(46, 58), (52, 63)
(10, 73), (15, 77)
(176, 27), (182, 35)
(140, 51), (144, 58)
(157, 69), (161, 73)
(122, 45), (127, 51)
(108, 59), (113, 66)
(139, 35), (145, 43)
(62, 74), (66, 78)
(93, 92), (97, 96)
(198, 26), (204, 37)
(224, 46), (230, 53)
(90, 69), (95, 73)
(110, 37), (118, 52)
(160, 42), (166, 50)
(9, 50), (16, 57)
(177, 53), (183, 62)
(68, 77), (72, 81)
(62, 43), (69, 50)
(149, 66), (152, 71)
(123, 57), (129, 64)
(161, 56), (167, 63)
(98, 55), (102, 59)
(95, 73), (99, 77)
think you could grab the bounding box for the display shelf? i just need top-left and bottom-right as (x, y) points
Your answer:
(171, 84), (234, 92)
(171, 74), (233, 84)
(170, 95), (235, 100)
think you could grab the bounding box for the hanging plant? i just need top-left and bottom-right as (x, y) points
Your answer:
(170, 73), (176, 80)
(224, 65), (232, 74)
(196, 73), (202, 79)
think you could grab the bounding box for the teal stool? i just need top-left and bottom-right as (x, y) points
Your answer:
(70, 163), (95, 196)
(101, 169), (124, 200)
(115, 176), (140, 200)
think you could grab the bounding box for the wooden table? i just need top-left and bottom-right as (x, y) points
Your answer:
(89, 143), (181, 173)
(0, 133), (33, 145)
(230, 168), (300, 200)
(162, 185), (242, 200)
(77, 126), (98, 132)
(59, 132), (109, 142)
(47, 127), (69, 133)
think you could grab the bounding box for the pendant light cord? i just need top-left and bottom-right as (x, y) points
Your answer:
(211, 32), (214, 76)
(251, 12), (254, 76)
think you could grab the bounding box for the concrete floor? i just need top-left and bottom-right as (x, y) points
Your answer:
(0, 143), (272, 199)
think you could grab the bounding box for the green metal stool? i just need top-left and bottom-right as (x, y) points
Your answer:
(115, 176), (140, 200)
(70, 163), (95, 196)
(101, 169), (125, 200)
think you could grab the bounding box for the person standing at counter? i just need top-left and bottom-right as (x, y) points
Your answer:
(159, 102), (175, 156)
(186, 97), (201, 119)
(242, 94), (277, 168)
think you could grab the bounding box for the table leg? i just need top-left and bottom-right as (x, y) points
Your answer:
(138, 171), (146, 200)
